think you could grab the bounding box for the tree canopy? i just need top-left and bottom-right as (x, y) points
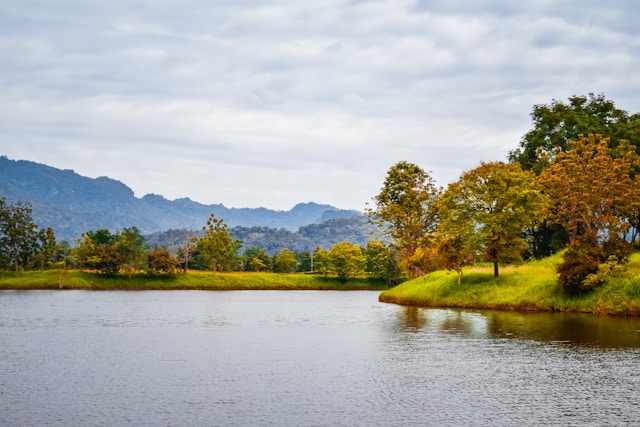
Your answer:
(509, 93), (640, 174)
(367, 161), (440, 278)
(438, 161), (546, 277)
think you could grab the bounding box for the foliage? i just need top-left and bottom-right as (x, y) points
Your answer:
(509, 93), (640, 256)
(435, 235), (475, 285)
(92, 244), (124, 275)
(438, 162), (546, 277)
(273, 248), (298, 273)
(147, 248), (179, 275)
(116, 226), (148, 273)
(196, 214), (242, 272)
(329, 242), (366, 281)
(509, 93), (640, 174)
(538, 134), (640, 246)
(367, 161), (441, 278)
(0, 199), (40, 271)
(243, 246), (272, 272)
(31, 227), (58, 270)
(364, 240), (404, 286)
(313, 248), (332, 276)
(296, 250), (312, 273)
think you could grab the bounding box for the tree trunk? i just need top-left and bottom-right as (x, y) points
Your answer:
(494, 261), (499, 277)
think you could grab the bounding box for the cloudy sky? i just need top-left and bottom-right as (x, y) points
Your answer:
(2, 1), (639, 211)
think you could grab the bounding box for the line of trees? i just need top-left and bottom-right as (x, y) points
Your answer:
(368, 93), (640, 293)
(0, 205), (401, 283)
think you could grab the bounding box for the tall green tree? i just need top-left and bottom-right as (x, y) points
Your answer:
(32, 227), (58, 270)
(438, 162), (546, 277)
(197, 214), (242, 272)
(364, 240), (404, 286)
(115, 226), (148, 273)
(509, 93), (640, 174)
(367, 161), (441, 278)
(0, 200), (39, 271)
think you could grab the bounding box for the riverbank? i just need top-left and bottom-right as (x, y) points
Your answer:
(0, 270), (387, 291)
(379, 252), (640, 316)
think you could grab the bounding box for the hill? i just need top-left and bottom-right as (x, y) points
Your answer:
(146, 215), (382, 255)
(0, 156), (362, 242)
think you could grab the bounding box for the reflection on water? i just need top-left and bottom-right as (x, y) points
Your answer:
(396, 306), (640, 349)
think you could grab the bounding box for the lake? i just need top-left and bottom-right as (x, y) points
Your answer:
(1, 290), (639, 426)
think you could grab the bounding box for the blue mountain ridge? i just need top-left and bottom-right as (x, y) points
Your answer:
(0, 156), (362, 242)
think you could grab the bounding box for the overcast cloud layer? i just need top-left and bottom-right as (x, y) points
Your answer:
(2, 1), (640, 210)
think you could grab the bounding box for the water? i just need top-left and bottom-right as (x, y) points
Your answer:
(1, 290), (639, 426)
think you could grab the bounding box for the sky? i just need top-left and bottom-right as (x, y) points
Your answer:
(1, 1), (640, 211)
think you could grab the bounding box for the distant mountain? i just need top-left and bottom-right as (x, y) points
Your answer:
(0, 156), (362, 242)
(145, 215), (382, 256)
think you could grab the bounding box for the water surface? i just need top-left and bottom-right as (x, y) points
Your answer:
(1, 290), (639, 426)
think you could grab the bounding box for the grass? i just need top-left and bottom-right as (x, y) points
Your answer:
(379, 252), (640, 316)
(0, 269), (388, 291)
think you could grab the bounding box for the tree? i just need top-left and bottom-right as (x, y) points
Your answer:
(538, 134), (640, 246)
(0, 200), (39, 271)
(86, 229), (116, 245)
(243, 246), (271, 272)
(312, 248), (332, 277)
(274, 248), (298, 273)
(148, 249), (179, 275)
(32, 227), (58, 270)
(509, 93), (640, 174)
(538, 134), (640, 292)
(436, 235), (475, 285)
(329, 242), (365, 281)
(197, 214), (242, 272)
(364, 240), (404, 286)
(438, 162), (546, 277)
(72, 233), (97, 270)
(367, 161), (441, 278)
(116, 226), (148, 273)
(296, 250), (312, 273)
(93, 244), (124, 275)
(177, 235), (198, 272)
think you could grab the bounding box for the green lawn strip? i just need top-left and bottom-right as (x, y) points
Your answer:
(0, 270), (387, 291)
(379, 252), (640, 316)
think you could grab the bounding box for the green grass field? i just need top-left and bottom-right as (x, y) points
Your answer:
(379, 252), (640, 316)
(0, 270), (388, 291)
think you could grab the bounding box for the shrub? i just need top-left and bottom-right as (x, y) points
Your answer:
(147, 249), (179, 275)
(557, 244), (603, 294)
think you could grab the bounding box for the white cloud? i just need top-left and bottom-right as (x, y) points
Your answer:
(1, 0), (640, 210)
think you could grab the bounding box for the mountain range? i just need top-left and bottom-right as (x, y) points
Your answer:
(0, 156), (366, 247)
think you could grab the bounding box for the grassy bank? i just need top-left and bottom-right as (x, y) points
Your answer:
(0, 270), (387, 291)
(379, 252), (640, 316)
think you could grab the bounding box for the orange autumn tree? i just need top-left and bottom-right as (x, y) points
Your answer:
(538, 134), (640, 292)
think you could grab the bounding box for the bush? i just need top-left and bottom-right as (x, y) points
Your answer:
(558, 238), (633, 294)
(147, 249), (179, 275)
(557, 244), (603, 294)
